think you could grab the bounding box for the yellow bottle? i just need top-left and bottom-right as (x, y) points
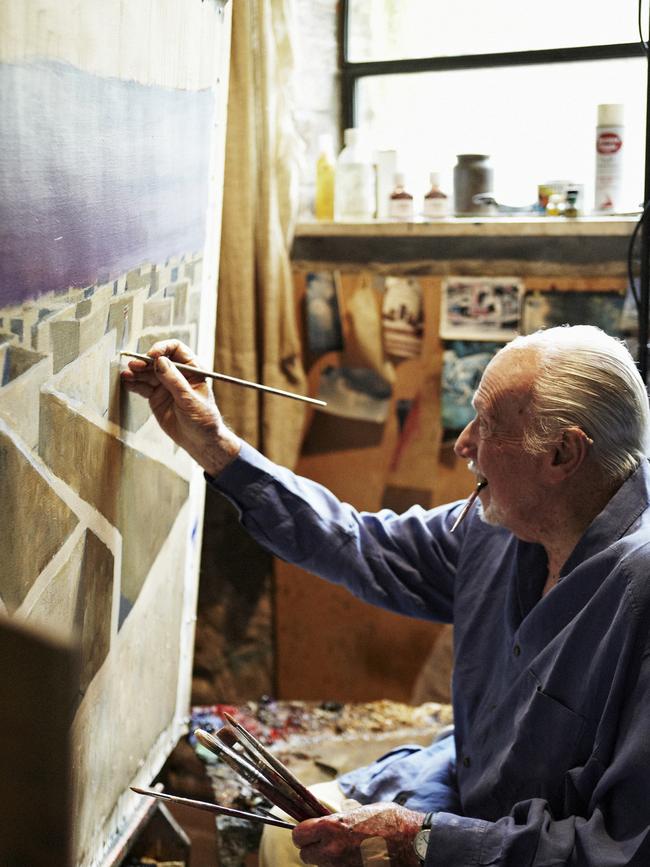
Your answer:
(315, 133), (335, 220)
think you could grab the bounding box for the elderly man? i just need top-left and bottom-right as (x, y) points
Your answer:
(123, 325), (650, 866)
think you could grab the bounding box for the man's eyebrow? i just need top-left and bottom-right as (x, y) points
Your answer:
(472, 395), (486, 412)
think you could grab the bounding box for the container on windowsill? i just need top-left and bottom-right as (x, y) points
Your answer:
(388, 172), (414, 220)
(453, 154), (495, 217)
(422, 171), (449, 219)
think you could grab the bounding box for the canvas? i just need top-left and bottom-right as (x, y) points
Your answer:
(0, 2), (232, 864)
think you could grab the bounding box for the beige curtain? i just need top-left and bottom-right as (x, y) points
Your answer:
(215, 0), (307, 468)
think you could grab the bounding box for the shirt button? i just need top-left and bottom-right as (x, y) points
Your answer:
(463, 756), (471, 768)
(513, 644), (521, 657)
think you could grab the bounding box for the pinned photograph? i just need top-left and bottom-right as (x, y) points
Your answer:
(441, 341), (502, 437)
(305, 271), (344, 355)
(381, 276), (424, 358)
(522, 289), (624, 336)
(440, 277), (523, 341)
(316, 365), (392, 423)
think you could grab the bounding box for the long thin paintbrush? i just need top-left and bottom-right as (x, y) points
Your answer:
(120, 351), (326, 407)
(222, 712), (331, 818)
(130, 787), (294, 829)
(194, 729), (313, 822)
(450, 480), (487, 533)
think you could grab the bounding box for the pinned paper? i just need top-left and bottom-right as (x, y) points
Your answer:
(381, 276), (424, 359)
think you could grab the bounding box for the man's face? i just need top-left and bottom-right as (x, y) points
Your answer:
(454, 348), (550, 539)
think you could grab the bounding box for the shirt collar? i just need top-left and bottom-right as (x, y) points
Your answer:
(561, 458), (650, 577)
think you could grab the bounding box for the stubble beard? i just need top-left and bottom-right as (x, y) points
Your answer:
(477, 498), (506, 527)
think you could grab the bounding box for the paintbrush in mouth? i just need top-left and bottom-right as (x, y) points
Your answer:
(450, 478), (488, 533)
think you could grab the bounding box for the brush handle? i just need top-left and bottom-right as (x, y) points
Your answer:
(130, 787), (294, 829)
(216, 727), (322, 820)
(195, 729), (313, 822)
(120, 351), (326, 407)
(223, 712), (331, 818)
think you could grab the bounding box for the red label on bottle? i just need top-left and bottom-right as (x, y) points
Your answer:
(597, 132), (622, 155)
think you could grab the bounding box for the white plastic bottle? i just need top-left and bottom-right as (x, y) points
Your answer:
(594, 104), (624, 213)
(334, 128), (375, 221)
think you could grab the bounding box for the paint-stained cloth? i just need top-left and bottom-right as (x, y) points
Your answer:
(209, 443), (650, 866)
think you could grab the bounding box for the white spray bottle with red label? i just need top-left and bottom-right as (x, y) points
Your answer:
(594, 103), (624, 213)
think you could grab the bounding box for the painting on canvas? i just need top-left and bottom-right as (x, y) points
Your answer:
(0, 2), (231, 864)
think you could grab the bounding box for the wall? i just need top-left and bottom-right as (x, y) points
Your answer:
(294, 0), (341, 217)
(275, 222), (631, 703)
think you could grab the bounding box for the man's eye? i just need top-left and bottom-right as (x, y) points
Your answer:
(478, 417), (491, 436)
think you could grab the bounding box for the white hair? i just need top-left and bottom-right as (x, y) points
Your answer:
(500, 325), (650, 483)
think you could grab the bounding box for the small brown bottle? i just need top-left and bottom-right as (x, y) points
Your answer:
(388, 172), (414, 220)
(423, 171), (449, 218)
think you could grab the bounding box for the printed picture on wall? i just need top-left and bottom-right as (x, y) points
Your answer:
(441, 341), (502, 438)
(522, 289), (625, 336)
(381, 276), (424, 358)
(316, 365), (392, 423)
(305, 271), (344, 355)
(440, 276), (523, 341)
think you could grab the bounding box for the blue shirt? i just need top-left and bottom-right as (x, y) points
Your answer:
(210, 442), (650, 866)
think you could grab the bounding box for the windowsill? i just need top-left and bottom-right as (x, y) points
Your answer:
(295, 215), (637, 238)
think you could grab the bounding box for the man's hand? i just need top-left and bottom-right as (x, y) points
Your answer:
(292, 802), (424, 867)
(120, 339), (241, 476)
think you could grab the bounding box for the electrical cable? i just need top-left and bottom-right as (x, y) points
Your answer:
(626, 202), (650, 313)
(639, 0), (649, 54)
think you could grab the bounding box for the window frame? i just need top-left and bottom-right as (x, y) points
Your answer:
(339, 0), (650, 381)
(340, 0), (645, 129)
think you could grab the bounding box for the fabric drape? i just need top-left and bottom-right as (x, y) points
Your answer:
(215, 0), (307, 468)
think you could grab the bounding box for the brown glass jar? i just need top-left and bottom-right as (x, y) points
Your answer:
(453, 154), (495, 216)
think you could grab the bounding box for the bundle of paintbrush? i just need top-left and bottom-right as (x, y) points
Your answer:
(194, 712), (331, 821)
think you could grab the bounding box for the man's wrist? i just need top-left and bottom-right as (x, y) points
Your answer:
(413, 812), (435, 863)
(201, 428), (242, 477)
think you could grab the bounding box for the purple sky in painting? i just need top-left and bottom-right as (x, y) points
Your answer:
(0, 60), (215, 307)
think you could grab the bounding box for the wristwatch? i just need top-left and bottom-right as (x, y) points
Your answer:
(413, 811), (435, 863)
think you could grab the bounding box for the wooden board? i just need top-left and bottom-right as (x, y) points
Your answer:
(0, 615), (77, 867)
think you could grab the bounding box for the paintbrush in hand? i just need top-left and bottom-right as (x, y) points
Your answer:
(194, 728), (317, 822)
(120, 351), (326, 407)
(130, 787), (295, 828)
(215, 727), (324, 821)
(222, 711), (331, 818)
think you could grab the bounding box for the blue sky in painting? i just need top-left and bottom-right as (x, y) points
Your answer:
(0, 59), (215, 306)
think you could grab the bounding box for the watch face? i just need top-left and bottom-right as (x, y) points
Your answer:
(414, 828), (430, 860)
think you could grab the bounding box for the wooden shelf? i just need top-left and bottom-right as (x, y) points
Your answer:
(295, 216), (637, 239)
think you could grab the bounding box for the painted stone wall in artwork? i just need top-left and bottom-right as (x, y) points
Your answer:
(0, 2), (232, 864)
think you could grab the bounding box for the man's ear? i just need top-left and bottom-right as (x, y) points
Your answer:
(547, 427), (592, 481)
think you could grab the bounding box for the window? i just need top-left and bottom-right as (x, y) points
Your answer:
(342, 0), (647, 210)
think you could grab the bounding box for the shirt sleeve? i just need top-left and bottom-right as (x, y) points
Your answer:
(425, 643), (650, 866)
(208, 441), (464, 622)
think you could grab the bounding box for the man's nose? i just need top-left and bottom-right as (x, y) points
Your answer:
(454, 418), (477, 459)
